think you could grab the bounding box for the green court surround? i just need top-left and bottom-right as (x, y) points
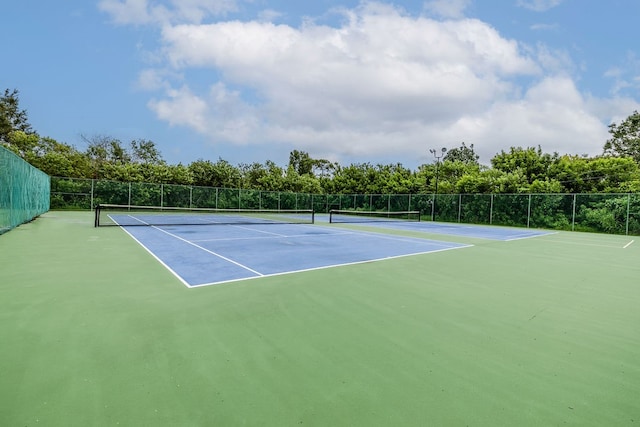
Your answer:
(1, 211), (639, 426)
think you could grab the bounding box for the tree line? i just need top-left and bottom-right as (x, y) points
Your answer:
(3, 88), (640, 195)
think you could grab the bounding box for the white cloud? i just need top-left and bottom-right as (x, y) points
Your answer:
(98, 0), (238, 25)
(171, 0), (238, 22)
(604, 52), (640, 96)
(530, 23), (558, 31)
(533, 43), (574, 74)
(104, 0), (640, 165)
(516, 0), (564, 12)
(136, 69), (171, 91)
(148, 86), (209, 132)
(99, 0), (154, 25)
(470, 77), (609, 159)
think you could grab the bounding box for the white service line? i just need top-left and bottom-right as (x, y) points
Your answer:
(624, 240), (635, 249)
(151, 226), (264, 276)
(229, 224), (288, 237)
(192, 231), (353, 243)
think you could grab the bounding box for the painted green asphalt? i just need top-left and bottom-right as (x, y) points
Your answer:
(1, 211), (639, 426)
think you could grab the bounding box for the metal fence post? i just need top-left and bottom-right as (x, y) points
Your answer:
(626, 193), (631, 235)
(572, 194), (577, 231)
(490, 194), (494, 225)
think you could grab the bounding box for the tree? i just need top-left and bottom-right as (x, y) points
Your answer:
(282, 166), (322, 193)
(2, 130), (39, 157)
(312, 158), (338, 178)
(604, 111), (640, 163)
(130, 139), (163, 165)
(188, 158), (242, 188)
(549, 155), (640, 193)
(82, 134), (131, 164)
(188, 159), (217, 187)
(4, 131), (90, 177)
(258, 160), (285, 191)
(240, 162), (269, 190)
(82, 134), (132, 179)
(288, 150), (314, 175)
(29, 136), (90, 178)
(0, 89), (33, 142)
(491, 146), (558, 184)
(444, 142), (479, 165)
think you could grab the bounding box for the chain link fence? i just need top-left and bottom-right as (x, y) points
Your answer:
(50, 177), (640, 235)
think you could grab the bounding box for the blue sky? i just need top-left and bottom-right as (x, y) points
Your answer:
(2, 0), (640, 168)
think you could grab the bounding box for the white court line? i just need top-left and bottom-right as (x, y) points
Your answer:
(539, 238), (631, 249)
(106, 213), (149, 226)
(505, 232), (558, 242)
(351, 230), (468, 247)
(191, 231), (353, 243)
(191, 222), (459, 245)
(116, 219), (472, 288)
(624, 240), (635, 249)
(150, 226), (264, 276)
(189, 244), (473, 288)
(324, 225), (473, 247)
(194, 230), (453, 245)
(228, 224), (288, 237)
(117, 225), (192, 288)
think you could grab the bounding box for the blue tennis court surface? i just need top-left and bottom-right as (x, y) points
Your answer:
(121, 223), (471, 287)
(329, 218), (554, 241)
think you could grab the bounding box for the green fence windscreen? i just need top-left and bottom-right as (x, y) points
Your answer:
(0, 146), (50, 235)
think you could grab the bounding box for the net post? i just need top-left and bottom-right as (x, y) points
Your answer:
(312, 210), (315, 224)
(94, 204), (100, 227)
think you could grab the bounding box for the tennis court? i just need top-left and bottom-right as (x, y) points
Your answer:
(1, 210), (639, 426)
(122, 222), (469, 287)
(328, 210), (554, 241)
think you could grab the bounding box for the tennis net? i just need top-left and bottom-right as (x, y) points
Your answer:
(95, 204), (315, 227)
(329, 209), (421, 224)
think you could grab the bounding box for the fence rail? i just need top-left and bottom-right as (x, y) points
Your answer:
(50, 177), (640, 236)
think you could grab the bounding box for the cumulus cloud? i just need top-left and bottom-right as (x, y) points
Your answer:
(471, 77), (609, 158)
(148, 85), (209, 132)
(604, 53), (640, 96)
(98, 0), (238, 25)
(516, 0), (564, 12)
(530, 23), (558, 31)
(102, 0), (638, 165)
